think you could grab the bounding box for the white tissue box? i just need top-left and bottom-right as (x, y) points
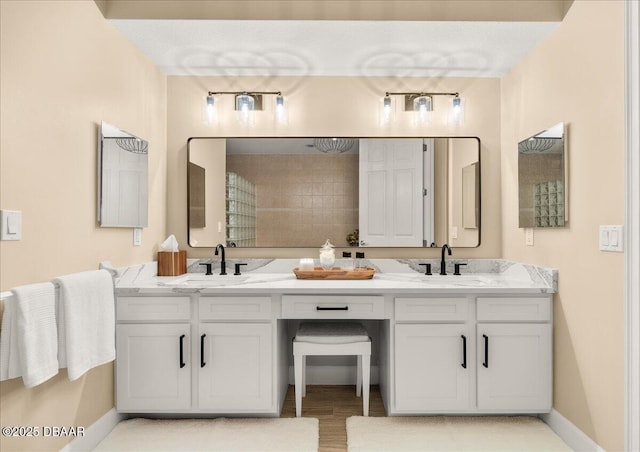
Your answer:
(157, 251), (187, 276)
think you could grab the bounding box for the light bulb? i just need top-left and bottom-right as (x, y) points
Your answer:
(203, 95), (216, 124)
(380, 95), (393, 126)
(450, 96), (464, 125)
(275, 94), (288, 125)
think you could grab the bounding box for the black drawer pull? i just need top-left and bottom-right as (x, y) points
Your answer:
(200, 334), (206, 368)
(316, 306), (349, 311)
(179, 334), (186, 369)
(483, 334), (489, 368)
(461, 335), (467, 369)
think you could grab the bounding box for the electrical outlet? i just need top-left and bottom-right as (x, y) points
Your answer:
(133, 228), (142, 246)
(525, 228), (534, 246)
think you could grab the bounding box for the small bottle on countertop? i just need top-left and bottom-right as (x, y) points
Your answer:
(355, 251), (365, 269)
(342, 251), (354, 270)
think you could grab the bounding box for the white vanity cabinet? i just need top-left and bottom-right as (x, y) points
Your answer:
(198, 297), (273, 411)
(391, 295), (552, 414)
(115, 294), (278, 414)
(475, 297), (552, 411)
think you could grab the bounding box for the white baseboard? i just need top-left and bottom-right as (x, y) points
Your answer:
(288, 365), (379, 385)
(540, 409), (604, 452)
(61, 408), (126, 452)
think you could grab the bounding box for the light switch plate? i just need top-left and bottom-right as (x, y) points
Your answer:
(0, 210), (22, 240)
(599, 225), (623, 252)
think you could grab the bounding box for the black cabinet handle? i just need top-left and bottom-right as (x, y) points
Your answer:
(316, 306), (349, 311)
(461, 335), (467, 369)
(482, 334), (489, 368)
(179, 334), (186, 368)
(200, 334), (206, 368)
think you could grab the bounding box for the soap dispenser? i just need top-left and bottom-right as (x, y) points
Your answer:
(319, 239), (336, 271)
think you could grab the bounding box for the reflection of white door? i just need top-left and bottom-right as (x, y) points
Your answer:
(102, 141), (148, 226)
(359, 139), (423, 247)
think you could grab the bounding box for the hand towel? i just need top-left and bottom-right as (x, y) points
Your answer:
(1, 283), (58, 387)
(54, 269), (115, 381)
(1, 295), (22, 381)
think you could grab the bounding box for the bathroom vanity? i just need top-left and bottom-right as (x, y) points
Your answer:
(113, 259), (555, 417)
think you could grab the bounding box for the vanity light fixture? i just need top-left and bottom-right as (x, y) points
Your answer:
(204, 91), (285, 125)
(382, 91), (463, 126)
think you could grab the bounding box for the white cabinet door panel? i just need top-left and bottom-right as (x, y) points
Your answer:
(477, 324), (552, 411)
(198, 323), (273, 411)
(395, 324), (472, 411)
(116, 324), (191, 411)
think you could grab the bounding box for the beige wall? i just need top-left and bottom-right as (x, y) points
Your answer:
(168, 76), (502, 259)
(500, 1), (624, 450)
(0, 1), (167, 450)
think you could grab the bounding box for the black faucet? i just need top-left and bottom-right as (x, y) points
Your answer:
(214, 244), (227, 275)
(440, 244), (452, 275)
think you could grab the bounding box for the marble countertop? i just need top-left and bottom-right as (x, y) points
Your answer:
(114, 259), (557, 295)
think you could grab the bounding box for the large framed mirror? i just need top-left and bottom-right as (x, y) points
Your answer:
(518, 123), (567, 228)
(188, 137), (480, 248)
(98, 121), (148, 227)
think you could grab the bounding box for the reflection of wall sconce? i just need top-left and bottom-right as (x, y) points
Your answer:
(203, 91), (286, 126)
(381, 91), (463, 126)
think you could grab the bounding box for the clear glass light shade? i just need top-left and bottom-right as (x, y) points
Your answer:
(235, 94), (256, 125)
(450, 97), (465, 125)
(379, 95), (394, 126)
(202, 95), (216, 124)
(275, 95), (288, 125)
(413, 96), (432, 125)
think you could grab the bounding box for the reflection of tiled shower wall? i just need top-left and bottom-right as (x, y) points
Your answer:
(534, 180), (565, 227)
(227, 154), (359, 247)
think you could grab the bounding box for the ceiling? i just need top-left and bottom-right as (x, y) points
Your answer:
(103, 1), (569, 78)
(110, 19), (560, 78)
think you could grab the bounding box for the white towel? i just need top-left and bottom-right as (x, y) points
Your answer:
(0, 283), (58, 387)
(1, 295), (22, 381)
(54, 270), (115, 381)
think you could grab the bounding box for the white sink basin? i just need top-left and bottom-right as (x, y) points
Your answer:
(376, 273), (492, 287)
(164, 274), (250, 287)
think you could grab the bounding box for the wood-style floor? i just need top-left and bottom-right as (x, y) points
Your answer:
(280, 385), (386, 452)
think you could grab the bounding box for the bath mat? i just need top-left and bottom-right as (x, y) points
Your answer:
(346, 416), (571, 451)
(94, 417), (319, 451)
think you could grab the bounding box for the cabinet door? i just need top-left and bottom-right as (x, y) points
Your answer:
(395, 324), (472, 411)
(198, 323), (273, 411)
(116, 324), (191, 411)
(477, 324), (552, 411)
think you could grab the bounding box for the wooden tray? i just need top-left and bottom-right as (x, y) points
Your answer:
(293, 267), (376, 280)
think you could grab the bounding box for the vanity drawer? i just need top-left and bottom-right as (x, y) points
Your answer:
(117, 296), (191, 321)
(199, 296), (272, 321)
(395, 297), (469, 322)
(477, 297), (551, 322)
(281, 295), (384, 319)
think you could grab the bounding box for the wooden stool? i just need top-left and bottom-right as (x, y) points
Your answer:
(293, 321), (371, 417)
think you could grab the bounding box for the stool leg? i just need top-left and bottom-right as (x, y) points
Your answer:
(301, 355), (306, 397)
(356, 355), (362, 397)
(294, 353), (303, 417)
(362, 354), (370, 416)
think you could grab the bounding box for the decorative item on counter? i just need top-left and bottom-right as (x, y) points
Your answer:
(355, 251), (366, 269)
(319, 239), (336, 271)
(346, 229), (359, 247)
(157, 234), (187, 276)
(299, 258), (314, 270)
(342, 251), (354, 270)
